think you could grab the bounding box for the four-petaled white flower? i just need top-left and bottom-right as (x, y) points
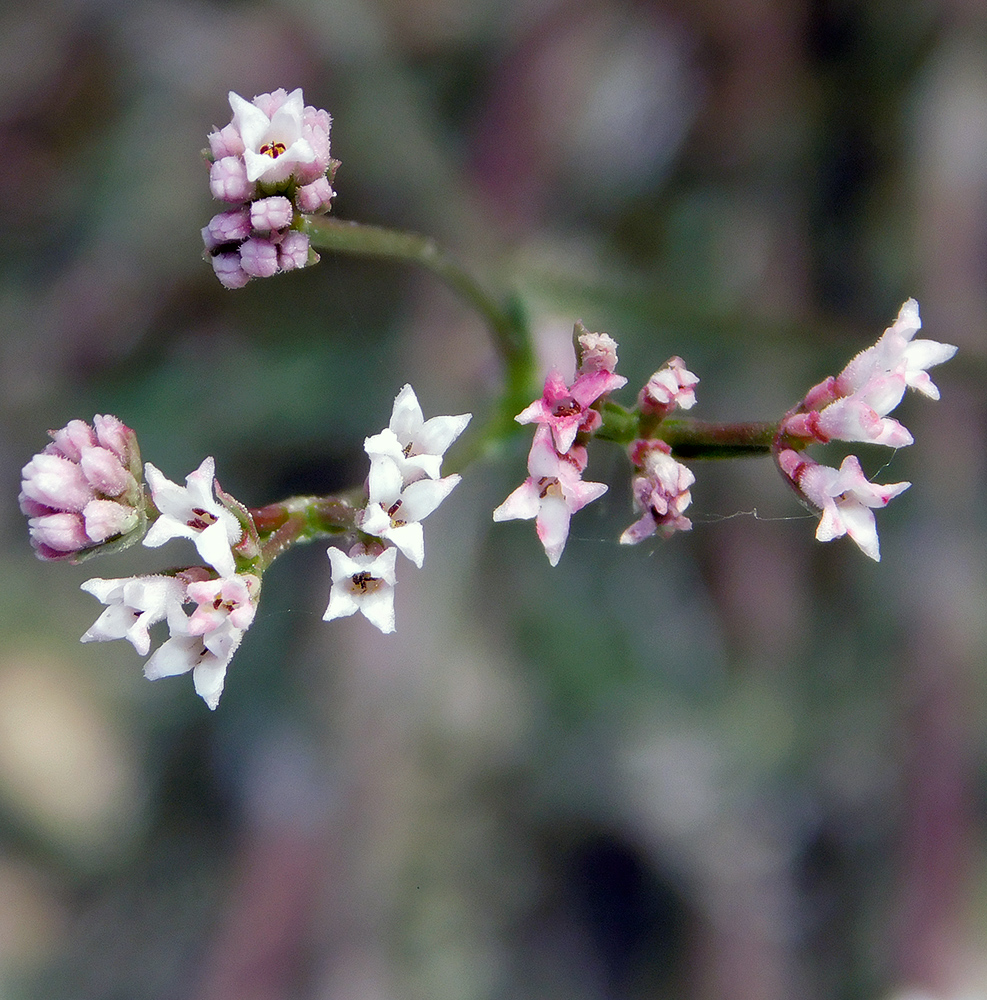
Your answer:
(360, 456), (461, 567)
(778, 450), (910, 562)
(324, 544), (398, 633)
(143, 457), (242, 577)
(363, 384), (471, 483)
(80, 575), (188, 656)
(493, 426), (608, 567)
(836, 298), (957, 401)
(230, 89), (318, 185)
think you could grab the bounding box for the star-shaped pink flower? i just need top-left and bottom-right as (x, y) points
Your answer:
(515, 367), (626, 454)
(493, 426), (608, 566)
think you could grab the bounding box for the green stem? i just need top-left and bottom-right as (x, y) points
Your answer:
(301, 216), (539, 462)
(251, 492), (363, 571)
(302, 217), (530, 371)
(656, 418), (779, 459)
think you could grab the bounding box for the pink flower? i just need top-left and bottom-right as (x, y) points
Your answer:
(619, 441), (695, 544)
(785, 300), (957, 448)
(493, 426), (608, 567)
(82, 568), (261, 710)
(516, 367), (627, 454)
(777, 449), (910, 561)
(186, 574), (260, 635)
(203, 88), (338, 287)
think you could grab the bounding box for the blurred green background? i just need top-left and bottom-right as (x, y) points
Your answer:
(0, 1), (985, 998)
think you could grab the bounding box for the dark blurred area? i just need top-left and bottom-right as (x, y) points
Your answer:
(0, 0), (985, 998)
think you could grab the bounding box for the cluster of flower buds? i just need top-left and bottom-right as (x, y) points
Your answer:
(495, 326), (699, 565)
(325, 385), (471, 632)
(19, 415), (145, 560)
(203, 88), (339, 289)
(775, 299), (956, 560)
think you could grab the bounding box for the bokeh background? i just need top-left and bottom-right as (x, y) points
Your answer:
(1, 0), (985, 997)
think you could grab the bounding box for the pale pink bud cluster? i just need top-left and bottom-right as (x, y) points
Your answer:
(203, 88), (339, 289)
(620, 440), (695, 545)
(19, 415), (143, 560)
(776, 299), (955, 560)
(495, 325), (625, 565)
(326, 385), (471, 632)
(81, 568), (260, 710)
(638, 356), (699, 418)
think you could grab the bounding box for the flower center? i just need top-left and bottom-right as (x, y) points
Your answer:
(260, 141), (287, 160)
(351, 571), (382, 594)
(552, 397), (581, 418)
(188, 508), (219, 531)
(537, 476), (562, 500)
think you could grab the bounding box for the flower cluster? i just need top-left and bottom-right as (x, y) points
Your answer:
(495, 327), (698, 565)
(325, 385), (471, 632)
(775, 299), (956, 560)
(74, 453), (259, 709)
(19, 415), (144, 560)
(203, 88), (339, 289)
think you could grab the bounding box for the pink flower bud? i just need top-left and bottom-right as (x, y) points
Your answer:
(638, 357), (699, 416)
(211, 253), (251, 289)
(210, 156), (253, 203)
(207, 207), (252, 245)
(28, 512), (90, 554)
(80, 446), (133, 496)
(278, 231), (312, 271)
(295, 176), (334, 213)
(239, 237), (279, 278)
(83, 498), (138, 543)
(208, 122), (244, 159)
(250, 195), (293, 232)
(48, 419), (98, 462)
(20, 453), (94, 512)
(20, 415), (143, 559)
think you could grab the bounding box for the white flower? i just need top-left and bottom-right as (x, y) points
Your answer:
(837, 299), (957, 401)
(143, 623), (245, 711)
(324, 544), (398, 633)
(80, 575), (188, 656)
(363, 384), (471, 483)
(360, 456), (461, 567)
(230, 89), (317, 185)
(778, 450), (910, 561)
(143, 457), (242, 576)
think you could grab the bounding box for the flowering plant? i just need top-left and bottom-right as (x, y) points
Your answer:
(19, 88), (957, 709)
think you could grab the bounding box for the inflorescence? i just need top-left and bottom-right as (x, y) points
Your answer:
(18, 88), (959, 709)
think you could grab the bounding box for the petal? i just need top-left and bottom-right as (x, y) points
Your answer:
(492, 481), (540, 522)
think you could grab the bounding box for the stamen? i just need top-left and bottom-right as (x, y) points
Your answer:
(260, 142), (287, 159)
